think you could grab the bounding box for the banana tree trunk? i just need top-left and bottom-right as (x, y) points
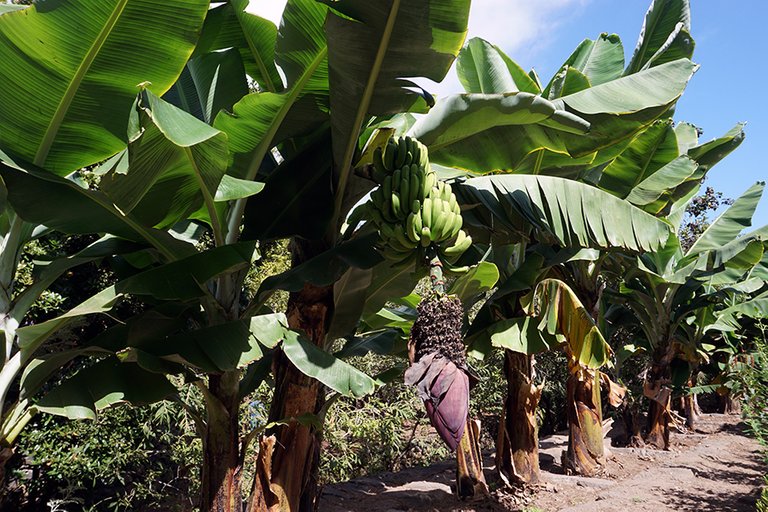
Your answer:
(202, 370), (243, 512)
(644, 361), (671, 450)
(496, 351), (541, 486)
(249, 239), (333, 512)
(621, 404), (645, 447)
(683, 378), (699, 429)
(721, 393), (741, 415)
(563, 368), (604, 476)
(456, 418), (488, 498)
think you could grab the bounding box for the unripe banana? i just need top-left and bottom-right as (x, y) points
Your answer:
(380, 222), (396, 242)
(392, 169), (401, 192)
(430, 197), (442, 235)
(391, 192), (402, 219)
(373, 147), (385, 175)
(421, 198), (432, 231)
(442, 230), (472, 255)
(420, 226), (432, 247)
(448, 193), (458, 214)
(406, 213), (420, 243)
(369, 207), (383, 225)
(413, 209), (423, 233)
(409, 165), (420, 206)
(443, 182), (453, 200)
(372, 166), (387, 184)
(400, 166), (410, 201)
(395, 137), (407, 168)
(424, 172), (436, 194)
(411, 199), (420, 214)
(394, 225), (417, 250)
(383, 176), (392, 200)
(384, 141), (396, 171)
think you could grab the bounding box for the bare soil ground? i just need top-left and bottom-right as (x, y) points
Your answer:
(318, 413), (766, 512)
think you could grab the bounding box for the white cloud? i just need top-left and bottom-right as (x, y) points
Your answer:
(424, 0), (591, 97)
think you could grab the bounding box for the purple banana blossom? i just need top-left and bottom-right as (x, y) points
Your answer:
(405, 352), (469, 450)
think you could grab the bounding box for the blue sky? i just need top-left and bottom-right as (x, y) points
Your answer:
(251, 1), (767, 228)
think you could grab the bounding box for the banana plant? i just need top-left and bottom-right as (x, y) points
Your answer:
(392, 0), (703, 483)
(607, 182), (767, 449)
(0, 1), (476, 510)
(0, 0), (210, 483)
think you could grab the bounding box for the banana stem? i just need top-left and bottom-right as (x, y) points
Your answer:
(429, 255), (444, 295)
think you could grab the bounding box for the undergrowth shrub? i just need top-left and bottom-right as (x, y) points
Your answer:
(10, 402), (200, 511)
(735, 323), (768, 511)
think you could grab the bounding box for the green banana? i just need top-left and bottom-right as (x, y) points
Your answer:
(373, 147), (385, 175)
(383, 176), (392, 201)
(392, 169), (401, 192)
(394, 225), (416, 250)
(413, 209), (423, 233)
(395, 137), (407, 168)
(409, 165), (420, 206)
(420, 226), (432, 247)
(443, 230), (471, 254)
(384, 141), (396, 171)
(411, 199), (420, 214)
(406, 213), (420, 243)
(429, 197), (443, 238)
(421, 198), (432, 231)
(400, 166), (410, 201)
(391, 192), (402, 219)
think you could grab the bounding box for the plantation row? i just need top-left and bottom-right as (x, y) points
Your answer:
(0, 0), (765, 511)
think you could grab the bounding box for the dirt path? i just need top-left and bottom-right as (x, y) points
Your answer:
(318, 414), (766, 512)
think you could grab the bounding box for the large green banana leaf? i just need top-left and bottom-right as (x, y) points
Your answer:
(321, 0), (470, 212)
(687, 182), (765, 256)
(456, 175), (672, 252)
(553, 34), (625, 88)
(102, 91), (228, 231)
(212, 0), (329, 200)
(35, 357), (177, 420)
(625, 0), (692, 74)
(193, 0), (283, 93)
(416, 59), (696, 174)
(163, 48), (249, 124)
(598, 122), (745, 215)
(456, 37), (540, 94)
(282, 330), (377, 398)
(598, 119), (679, 197)
(707, 291), (768, 332)
(0, 163), (193, 260)
(0, 0), (209, 174)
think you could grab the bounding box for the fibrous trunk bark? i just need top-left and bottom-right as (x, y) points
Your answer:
(563, 369), (604, 476)
(684, 378), (699, 429)
(497, 351), (541, 486)
(249, 239), (333, 512)
(456, 418), (488, 498)
(202, 370), (243, 512)
(644, 361), (671, 450)
(721, 393), (741, 415)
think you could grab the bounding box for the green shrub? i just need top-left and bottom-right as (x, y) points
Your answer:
(10, 402), (200, 511)
(734, 323), (768, 511)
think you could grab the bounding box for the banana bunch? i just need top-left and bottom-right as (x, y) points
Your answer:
(371, 136), (430, 183)
(365, 136), (472, 264)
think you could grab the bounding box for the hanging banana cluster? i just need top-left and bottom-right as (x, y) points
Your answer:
(363, 136), (472, 264)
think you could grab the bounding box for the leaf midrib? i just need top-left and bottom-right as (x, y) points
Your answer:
(332, 0), (402, 223)
(34, 0), (129, 167)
